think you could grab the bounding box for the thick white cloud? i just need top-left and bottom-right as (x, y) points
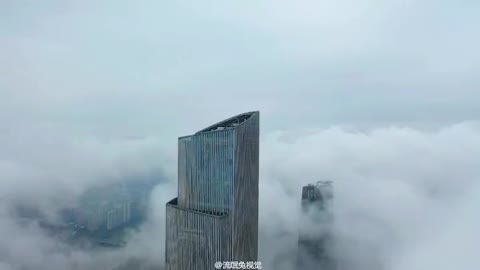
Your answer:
(259, 122), (480, 270)
(1, 0), (479, 269)
(0, 121), (478, 269)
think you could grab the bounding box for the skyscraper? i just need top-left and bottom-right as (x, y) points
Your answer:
(165, 111), (260, 270)
(297, 181), (336, 270)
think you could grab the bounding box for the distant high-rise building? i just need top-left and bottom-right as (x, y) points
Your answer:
(297, 181), (336, 270)
(165, 112), (260, 270)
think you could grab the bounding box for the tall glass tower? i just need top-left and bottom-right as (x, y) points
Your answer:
(165, 112), (260, 270)
(297, 181), (336, 270)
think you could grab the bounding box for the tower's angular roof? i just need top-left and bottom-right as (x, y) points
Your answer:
(195, 111), (259, 134)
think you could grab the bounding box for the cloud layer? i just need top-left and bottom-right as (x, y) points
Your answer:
(1, 1), (479, 269)
(0, 120), (479, 269)
(259, 122), (480, 270)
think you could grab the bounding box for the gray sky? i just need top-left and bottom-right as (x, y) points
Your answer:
(2, 0), (480, 135)
(0, 1), (479, 270)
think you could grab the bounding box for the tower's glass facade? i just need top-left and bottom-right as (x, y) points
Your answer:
(166, 112), (260, 270)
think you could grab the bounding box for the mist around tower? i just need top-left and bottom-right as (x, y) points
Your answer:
(1, 1), (479, 270)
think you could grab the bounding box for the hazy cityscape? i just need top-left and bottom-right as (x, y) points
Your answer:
(2, 1), (479, 270)
(12, 176), (160, 250)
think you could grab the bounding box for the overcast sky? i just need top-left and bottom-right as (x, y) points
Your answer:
(2, 0), (480, 135)
(1, 1), (479, 270)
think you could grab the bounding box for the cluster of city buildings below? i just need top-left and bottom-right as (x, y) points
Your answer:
(15, 177), (159, 248)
